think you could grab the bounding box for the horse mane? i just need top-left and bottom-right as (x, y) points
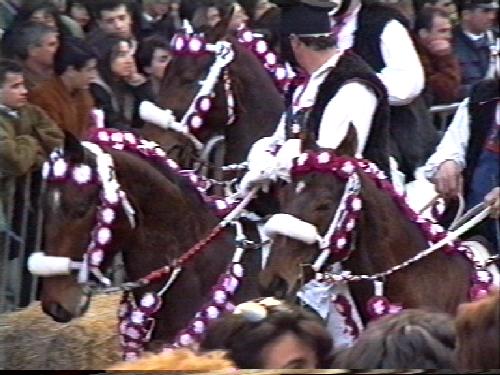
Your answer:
(454, 290), (500, 370)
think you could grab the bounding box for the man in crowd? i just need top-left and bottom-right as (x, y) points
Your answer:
(240, 1), (391, 193)
(29, 37), (97, 140)
(0, 58), (63, 178)
(414, 6), (461, 105)
(453, 0), (498, 98)
(424, 78), (499, 251)
(11, 22), (59, 91)
(330, 0), (438, 182)
(87, 0), (139, 51)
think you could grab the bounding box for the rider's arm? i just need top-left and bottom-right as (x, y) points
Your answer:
(423, 98), (470, 180)
(317, 82), (377, 156)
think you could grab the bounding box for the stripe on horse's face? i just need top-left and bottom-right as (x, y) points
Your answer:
(49, 189), (61, 213)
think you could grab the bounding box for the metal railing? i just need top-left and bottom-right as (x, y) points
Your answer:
(430, 102), (461, 134)
(0, 172), (43, 314)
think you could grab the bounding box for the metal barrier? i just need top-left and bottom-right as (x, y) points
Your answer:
(430, 102), (461, 134)
(0, 172), (43, 314)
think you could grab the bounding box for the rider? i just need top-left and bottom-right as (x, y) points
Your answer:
(240, 0), (394, 194)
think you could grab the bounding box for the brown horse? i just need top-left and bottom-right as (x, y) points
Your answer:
(157, 18), (284, 170)
(36, 133), (262, 352)
(259, 137), (478, 324)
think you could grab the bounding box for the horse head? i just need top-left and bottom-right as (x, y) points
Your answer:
(259, 126), (363, 299)
(37, 133), (132, 322)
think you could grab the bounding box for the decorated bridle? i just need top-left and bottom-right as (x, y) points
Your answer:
(28, 129), (256, 361)
(170, 33), (236, 137)
(263, 151), (496, 320)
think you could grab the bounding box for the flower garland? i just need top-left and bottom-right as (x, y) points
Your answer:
(170, 35), (236, 137)
(87, 129), (238, 218)
(290, 151), (495, 318)
(236, 27), (293, 93)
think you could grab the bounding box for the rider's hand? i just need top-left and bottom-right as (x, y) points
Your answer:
(434, 160), (463, 199)
(484, 187), (500, 219)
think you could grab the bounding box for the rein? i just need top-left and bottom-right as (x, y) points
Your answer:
(264, 151), (497, 319)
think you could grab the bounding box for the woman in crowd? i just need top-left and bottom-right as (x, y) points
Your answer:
(331, 309), (456, 369)
(200, 297), (333, 369)
(90, 35), (154, 129)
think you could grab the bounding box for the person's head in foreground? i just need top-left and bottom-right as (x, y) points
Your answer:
(332, 309), (456, 369)
(200, 297), (333, 369)
(107, 348), (235, 372)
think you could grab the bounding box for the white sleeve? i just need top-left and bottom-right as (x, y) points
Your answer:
(317, 82), (377, 156)
(271, 113), (287, 144)
(378, 20), (425, 106)
(423, 98), (470, 180)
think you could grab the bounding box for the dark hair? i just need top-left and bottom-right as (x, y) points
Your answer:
(54, 37), (97, 76)
(454, 290), (500, 370)
(92, 35), (132, 85)
(297, 35), (336, 51)
(135, 35), (170, 74)
(13, 0), (71, 38)
(332, 309), (455, 369)
(200, 299), (333, 369)
(92, 0), (132, 19)
(2, 21), (58, 60)
(414, 6), (450, 32)
(0, 59), (24, 87)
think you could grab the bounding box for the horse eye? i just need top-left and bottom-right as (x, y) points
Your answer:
(315, 203), (330, 212)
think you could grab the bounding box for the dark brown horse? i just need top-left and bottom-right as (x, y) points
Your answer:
(259, 137), (477, 324)
(157, 18), (284, 169)
(37, 134), (262, 350)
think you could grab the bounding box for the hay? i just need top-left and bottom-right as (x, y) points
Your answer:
(0, 293), (121, 370)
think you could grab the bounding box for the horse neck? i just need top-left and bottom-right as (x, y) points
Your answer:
(222, 43), (284, 163)
(109, 150), (233, 284)
(345, 174), (428, 276)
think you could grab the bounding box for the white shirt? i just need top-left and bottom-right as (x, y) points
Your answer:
(332, 5), (424, 106)
(271, 51), (378, 156)
(423, 99), (500, 180)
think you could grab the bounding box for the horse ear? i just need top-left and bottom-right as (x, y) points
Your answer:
(63, 131), (85, 164)
(335, 123), (358, 157)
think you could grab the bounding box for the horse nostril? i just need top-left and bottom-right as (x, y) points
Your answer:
(47, 303), (73, 323)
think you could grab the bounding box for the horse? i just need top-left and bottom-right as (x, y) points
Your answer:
(258, 133), (493, 329)
(157, 16), (284, 171)
(34, 131), (263, 357)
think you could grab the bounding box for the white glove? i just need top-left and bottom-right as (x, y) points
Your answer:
(139, 101), (176, 129)
(238, 167), (275, 196)
(275, 139), (302, 182)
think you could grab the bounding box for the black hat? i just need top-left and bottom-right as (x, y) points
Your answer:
(275, 0), (339, 36)
(461, 0), (499, 10)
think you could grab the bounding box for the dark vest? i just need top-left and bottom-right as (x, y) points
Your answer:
(464, 80), (500, 197)
(351, 3), (439, 181)
(298, 51), (391, 176)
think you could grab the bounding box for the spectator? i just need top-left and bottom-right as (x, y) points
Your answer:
(200, 297), (333, 369)
(191, 1), (222, 32)
(0, 59), (63, 178)
(135, 35), (171, 99)
(331, 309), (456, 369)
(87, 0), (139, 51)
(66, 1), (91, 32)
(331, 0), (438, 183)
(414, 0), (460, 24)
(246, 0), (281, 50)
(29, 37), (97, 140)
(3, 22), (59, 91)
(453, 0), (498, 98)
(424, 79), (499, 251)
(151, 0), (182, 41)
(108, 348), (235, 372)
(0, 0), (21, 38)
(90, 36), (154, 129)
(414, 6), (461, 105)
(11, 0), (82, 38)
(454, 289), (500, 370)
